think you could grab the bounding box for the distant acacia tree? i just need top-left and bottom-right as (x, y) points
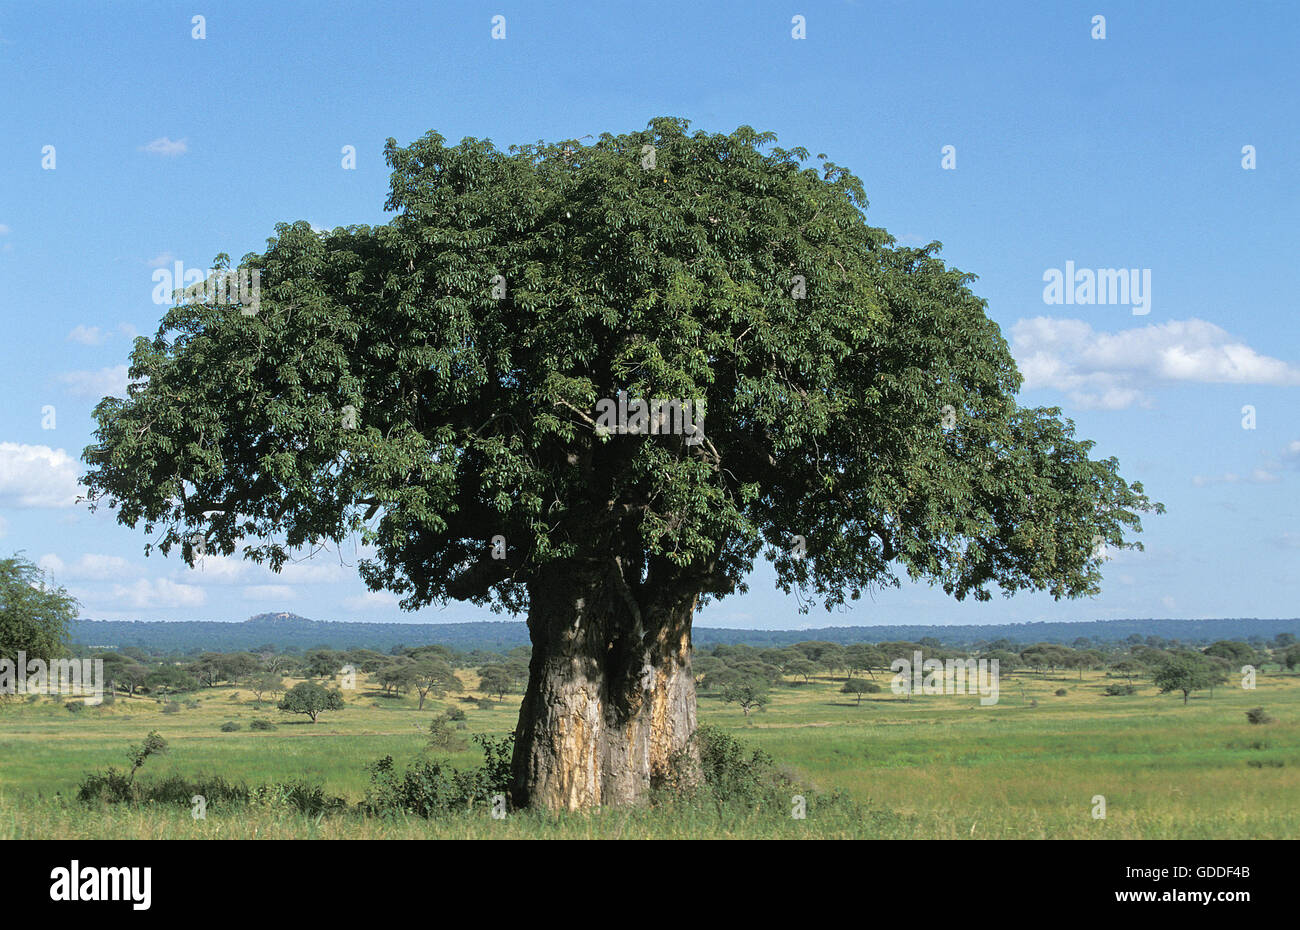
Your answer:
(841, 679), (879, 705)
(785, 657), (817, 684)
(278, 681), (345, 723)
(845, 643), (885, 679)
(80, 118), (1159, 809)
(377, 658), (416, 696)
(245, 670), (284, 703)
(97, 653), (148, 696)
(1203, 640), (1256, 667)
(145, 665), (198, 695)
(304, 650), (342, 680)
(477, 665), (513, 701)
(1108, 657), (1143, 686)
(1153, 654), (1224, 705)
(411, 656), (462, 710)
(720, 678), (768, 716)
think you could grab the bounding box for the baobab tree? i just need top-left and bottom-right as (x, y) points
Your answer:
(81, 117), (1160, 810)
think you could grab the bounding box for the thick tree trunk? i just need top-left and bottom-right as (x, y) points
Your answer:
(510, 564), (701, 810)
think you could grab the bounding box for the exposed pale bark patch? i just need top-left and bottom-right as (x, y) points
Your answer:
(511, 570), (701, 810)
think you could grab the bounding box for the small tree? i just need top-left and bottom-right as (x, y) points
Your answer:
(841, 679), (878, 705)
(411, 656), (463, 710)
(477, 665), (513, 700)
(278, 681), (345, 723)
(245, 670), (284, 703)
(785, 657), (817, 684)
(304, 649), (342, 681)
(720, 678), (768, 716)
(378, 658), (417, 696)
(427, 711), (467, 751)
(0, 554), (77, 669)
(1153, 654), (1221, 705)
(127, 731), (168, 783)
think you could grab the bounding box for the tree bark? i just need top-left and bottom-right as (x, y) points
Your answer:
(510, 563), (701, 810)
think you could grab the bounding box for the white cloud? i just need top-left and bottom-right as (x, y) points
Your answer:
(67, 324), (108, 345)
(277, 560), (347, 584)
(146, 253), (175, 269)
(182, 554), (249, 583)
(1193, 438), (1300, 487)
(179, 552), (348, 586)
(59, 364), (131, 399)
(1012, 317), (1300, 409)
(110, 578), (205, 609)
(140, 137), (188, 157)
(343, 590), (398, 611)
(0, 443), (81, 508)
(1191, 469), (1280, 487)
(242, 584), (295, 602)
(38, 552), (133, 581)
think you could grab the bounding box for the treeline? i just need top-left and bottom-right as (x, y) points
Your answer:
(67, 615), (1300, 655)
(690, 635), (1300, 711)
(83, 643), (534, 708)
(72, 632), (1300, 711)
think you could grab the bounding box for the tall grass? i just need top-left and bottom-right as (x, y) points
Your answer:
(2, 667), (1297, 838)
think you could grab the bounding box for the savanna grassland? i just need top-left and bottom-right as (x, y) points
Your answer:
(2, 666), (1297, 839)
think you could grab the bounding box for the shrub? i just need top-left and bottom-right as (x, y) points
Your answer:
(1103, 683), (1137, 696)
(161, 701), (181, 714)
(249, 718), (276, 731)
(67, 701), (85, 714)
(665, 726), (869, 824)
(427, 712), (466, 751)
(445, 706), (467, 721)
(1054, 688), (1068, 696)
(1246, 707), (1274, 725)
(80, 771), (252, 809)
(250, 781), (346, 816)
(77, 769), (134, 804)
(363, 734), (514, 819)
(220, 721), (241, 732)
(695, 724), (778, 804)
(77, 731), (169, 805)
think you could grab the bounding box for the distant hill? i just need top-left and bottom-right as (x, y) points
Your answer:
(244, 612), (316, 624)
(68, 614), (1300, 655)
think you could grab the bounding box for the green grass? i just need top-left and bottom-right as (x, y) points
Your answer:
(2, 667), (1297, 838)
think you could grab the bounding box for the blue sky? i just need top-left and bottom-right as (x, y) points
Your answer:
(1, 1), (1297, 628)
